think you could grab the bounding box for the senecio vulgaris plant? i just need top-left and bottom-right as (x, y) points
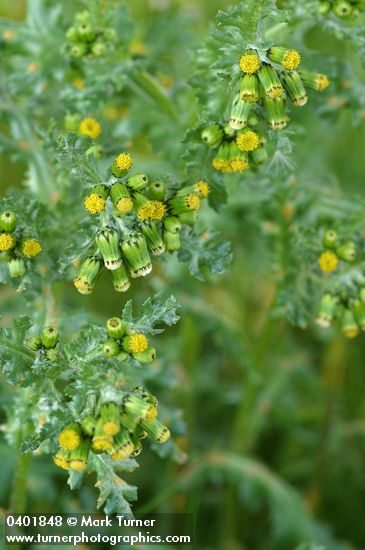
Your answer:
(0, 0), (363, 528)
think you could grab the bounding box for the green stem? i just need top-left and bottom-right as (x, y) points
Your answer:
(10, 452), (31, 513)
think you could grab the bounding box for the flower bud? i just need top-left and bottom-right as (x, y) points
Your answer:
(111, 264), (131, 292)
(70, 42), (88, 58)
(116, 351), (129, 362)
(141, 221), (165, 256)
(318, 1), (331, 15)
(74, 256), (103, 295)
(8, 258), (26, 278)
(239, 74), (259, 103)
(0, 233), (15, 251)
(239, 50), (261, 74)
(112, 152), (133, 177)
(164, 216), (182, 234)
(46, 347), (60, 362)
(201, 124), (224, 147)
(193, 181), (210, 199)
(130, 435), (143, 457)
(77, 22), (96, 42)
(41, 326), (59, 349)
(26, 336), (42, 351)
(81, 416), (96, 436)
(92, 420), (113, 452)
(341, 307), (359, 338)
(102, 339), (120, 358)
(178, 211), (199, 226)
(59, 423), (82, 451)
(85, 144), (103, 159)
(316, 292), (339, 327)
(258, 63), (284, 99)
(106, 317), (125, 339)
(123, 394), (155, 422)
(323, 229), (338, 249)
(227, 142), (249, 173)
(263, 95), (287, 130)
(350, 299), (365, 331)
(121, 232), (152, 278)
(148, 181), (166, 201)
(140, 418), (170, 443)
(65, 27), (79, 42)
(229, 94), (252, 130)
(169, 192), (200, 216)
(281, 71), (308, 106)
(126, 173), (149, 191)
(268, 47), (301, 71)
(96, 226), (123, 270)
(251, 144), (269, 165)
(132, 347), (157, 364)
(164, 230), (181, 252)
(99, 403), (121, 436)
(333, 0), (353, 16)
(336, 240), (356, 262)
(91, 40), (107, 57)
(109, 430), (134, 460)
(69, 437), (90, 472)
(110, 183), (133, 215)
(53, 449), (70, 470)
(298, 70), (330, 91)
(64, 113), (80, 132)
(0, 211), (16, 232)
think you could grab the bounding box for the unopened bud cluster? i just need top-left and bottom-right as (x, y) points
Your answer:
(317, 0), (365, 18)
(202, 46), (329, 174)
(65, 9), (116, 59)
(0, 210), (42, 279)
(316, 230), (364, 338)
(74, 153), (209, 295)
(25, 326), (60, 362)
(54, 388), (170, 472)
(202, 121), (268, 173)
(102, 317), (156, 365)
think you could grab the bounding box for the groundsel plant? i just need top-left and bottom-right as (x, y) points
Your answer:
(0, 0), (363, 534)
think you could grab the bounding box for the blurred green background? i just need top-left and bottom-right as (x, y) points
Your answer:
(1, 1), (365, 549)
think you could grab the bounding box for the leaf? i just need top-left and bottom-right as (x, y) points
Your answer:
(122, 293), (180, 335)
(178, 230), (233, 281)
(91, 454), (138, 515)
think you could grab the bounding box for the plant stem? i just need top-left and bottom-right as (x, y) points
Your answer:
(10, 452), (31, 513)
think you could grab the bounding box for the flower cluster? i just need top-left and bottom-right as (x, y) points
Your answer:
(202, 46), (329, 174)
(102, 316), (156, 365)
(65, 9), (116, 59)
(53, 389), (170, 472)
(74, 153), (209, 295)
(316, 230), (364, 338)
(0, 210), (42, 278)
(317, 0), (365, 18)
(317, 229), (356, 273)
(202, 122), (268, 173)
(233, 47), (329, 130)
(25, 326), (60, 362)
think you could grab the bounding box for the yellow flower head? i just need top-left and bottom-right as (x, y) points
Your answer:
(115, 152), (133, 171)
(92, 437), (112, 452)
(73, 78), (85, 89)
(239, 52), (261, 74)
(0, 233), (14, 251)
(53, 452), (70, 470)
(79, 117), (101, 139)
(22, 239), (42, 258)
(84, 193), (106, 214)
(111, 444), (134, 460)
(117, 196), (133, 214)
(343, 326), (359, 339)
(230, 157), (249, 173)
(186, 193), (200, 211)
(150, 200), (166, 220)
(236, 129), (260, 152)
(195, 181), (210, 198)
(282, 50), (301, 71)
(69, 458), (88, 472)
(137, 201), (166, 221)
(318, 251), (339, 273)
(318, 75), (330, 91)
(129, 333), (149, 353)
(102, 420), (120, 437)
(157, 427), (171, 443)
(58, 427), (81, 451)
(212, 159), (228, 172)
(145, 405), (158, 422)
